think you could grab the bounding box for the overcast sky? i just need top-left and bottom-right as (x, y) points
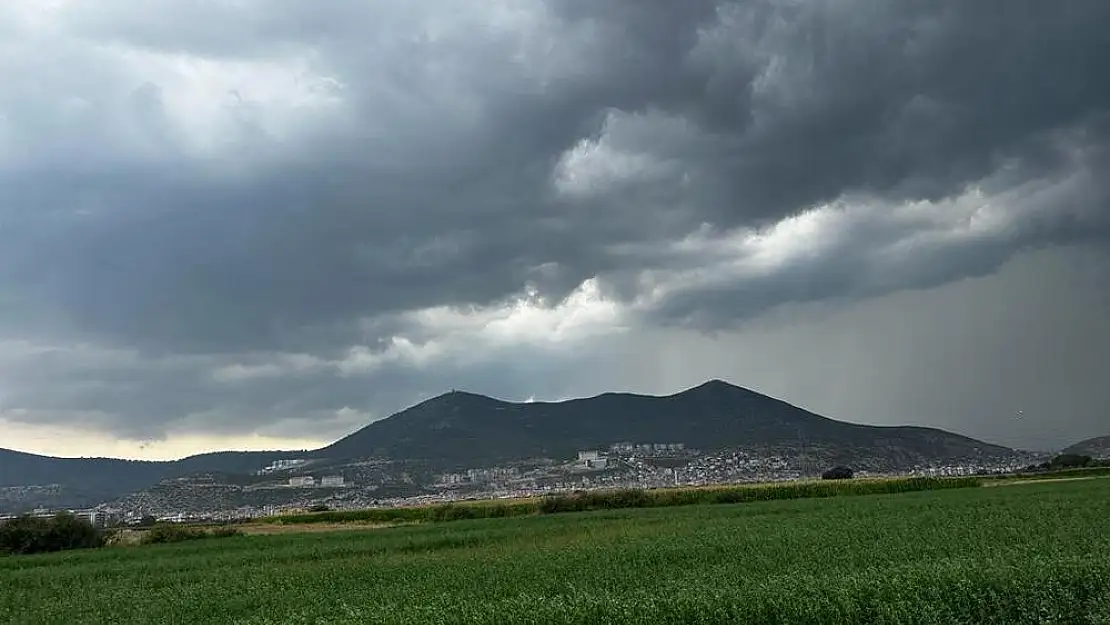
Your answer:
(1, 1), (1108, 460)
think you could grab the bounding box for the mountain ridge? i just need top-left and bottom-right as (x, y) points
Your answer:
(312, 379), (1012, 466)
(1062, 435), (1110, 458)
(3, 379), (1023, 510)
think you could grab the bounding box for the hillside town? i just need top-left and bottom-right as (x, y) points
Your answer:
(2, 442), (1039, 525)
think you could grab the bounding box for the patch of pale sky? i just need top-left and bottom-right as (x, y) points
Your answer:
(105, 44), (344, 154)
(0, 417), (326, 460)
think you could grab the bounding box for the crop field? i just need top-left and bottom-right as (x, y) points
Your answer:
(2, 480), (1109, 624)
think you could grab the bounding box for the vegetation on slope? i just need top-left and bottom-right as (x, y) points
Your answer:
(263, 476), (979, 525)
(1062, 434), (1110, 459)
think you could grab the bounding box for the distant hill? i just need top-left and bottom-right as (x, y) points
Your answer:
(1062, 435), (1110, 459)
(0, 448), (290, 510)
(2, 379), (1017, 510)
(314, 379), (1014, 467)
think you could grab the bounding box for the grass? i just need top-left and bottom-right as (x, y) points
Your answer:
(2, 479), (1109, 624)
(987, 466), (1110, 482)
(262, 476), (980, 525)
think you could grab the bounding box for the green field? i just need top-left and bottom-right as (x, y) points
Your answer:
(2, 480), (1109, 624)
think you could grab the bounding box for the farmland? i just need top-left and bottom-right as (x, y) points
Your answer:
(2, 480), (1109, 624)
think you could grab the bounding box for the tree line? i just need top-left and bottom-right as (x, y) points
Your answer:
(1, 513), (242, 556)
(0, 513), (104, 556)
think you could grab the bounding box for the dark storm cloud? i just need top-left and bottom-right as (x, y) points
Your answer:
(4, 0), (1109, 351)
(1, 0), (1109, 447)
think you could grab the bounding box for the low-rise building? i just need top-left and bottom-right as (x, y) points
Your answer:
(259, 458), (308, 474)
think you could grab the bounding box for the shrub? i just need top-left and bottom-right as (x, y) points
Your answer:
(207, 526), (244, 539)
(140, 523), (242, 545)
(822, 466), (855, 480)
(44, 513), (105, 551)
(140, 523), (207, 545)
(608, 489), (651, 509)
(0, 513), (105, 556)
(427, 504), (477, 522)
(538, 494), (575, 514)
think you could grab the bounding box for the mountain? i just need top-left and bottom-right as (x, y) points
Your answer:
(2, 379), (1017, 511)
(314, 379), (1013, 466)
(1062, 435), (1110, 459)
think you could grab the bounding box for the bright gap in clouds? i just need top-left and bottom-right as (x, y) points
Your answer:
(210, 277), (627, 383)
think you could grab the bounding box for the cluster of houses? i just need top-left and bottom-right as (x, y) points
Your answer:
(257, 458), (309, 475)
(608, 442), (686, 455)
(287, 475), (346, 488)
(575, 442), (689, 469)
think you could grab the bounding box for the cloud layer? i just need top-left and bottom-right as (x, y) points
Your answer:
(1, 1), (1107, 457)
